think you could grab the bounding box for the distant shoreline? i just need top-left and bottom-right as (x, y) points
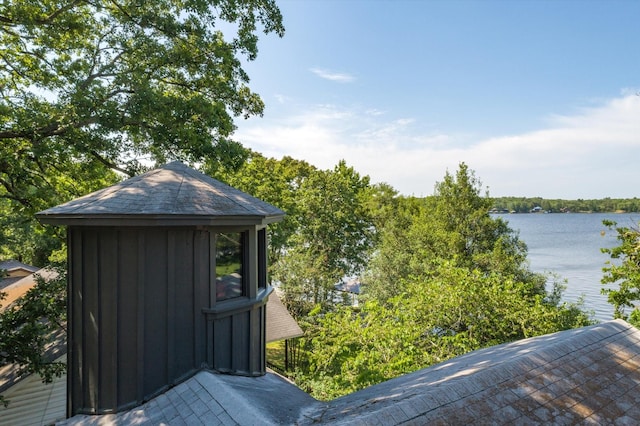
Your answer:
(491, 197), (640, 215)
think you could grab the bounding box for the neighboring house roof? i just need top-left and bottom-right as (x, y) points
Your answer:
(0, 269), (57, 312)
(0, 356), (66, 426)
(0, 260), (39, 275)
(50, 319), (640, 425)
(0, 277), (23, 290)
(0, 261), (39, 290)
(36, 161), (285, 226)
(266, 291), (304, 343)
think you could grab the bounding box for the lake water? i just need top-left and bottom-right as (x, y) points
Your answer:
(497, 213), (640, 322)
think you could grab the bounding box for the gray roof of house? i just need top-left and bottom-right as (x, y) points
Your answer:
(36, 162), (285, 226)
(0, 260), (39, 275)
(266, 291), (304, 343)
(59, 369), (319, 426)
(52, 319), (640, 425)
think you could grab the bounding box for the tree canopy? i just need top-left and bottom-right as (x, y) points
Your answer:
(273, 163), (592, 400)
(298, 262), (591, 400)
(601, 219), (640, 326)
(363, 163), (538, 303)
(1, 0), (283, 214)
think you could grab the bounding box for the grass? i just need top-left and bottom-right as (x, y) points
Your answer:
(266, 340), (286, 372)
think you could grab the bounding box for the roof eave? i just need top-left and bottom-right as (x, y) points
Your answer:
(35, 214), (285, 227)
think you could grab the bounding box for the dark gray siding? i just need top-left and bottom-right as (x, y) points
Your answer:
(67, 225), (270, 415)
(68, 227), (208, 414)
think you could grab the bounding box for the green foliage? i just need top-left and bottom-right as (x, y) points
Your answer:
(206, 152), (315, 266)
(601, 219), (640, 325)
(207, 153), (375, 317)
(364, 163), (537, 303)
(0, 264), (67, 405)
(0, 162), (119, 266)
(272, 161), (375, 316)
(297, 262), (592, 400)
(1, 0), (283, 214)
(287, 163), (593, 400)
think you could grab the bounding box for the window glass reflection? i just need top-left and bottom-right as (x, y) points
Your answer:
(216, 233), (243, 301)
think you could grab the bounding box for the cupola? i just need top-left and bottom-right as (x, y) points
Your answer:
(36, 161), (284, 416)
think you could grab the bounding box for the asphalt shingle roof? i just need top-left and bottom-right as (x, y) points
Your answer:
(52, 319), (640, 425)
(306, 319), (640, 425)
(0, 260), (39, 275)
(36, 162), (285, 226)
(266, 291), (304, 343)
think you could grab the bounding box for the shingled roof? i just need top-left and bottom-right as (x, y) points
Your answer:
(36, 161), (285, 226)
(51, 319), (640, 425)
(266, 291), (304, 343)
(0, 260), (39, 275)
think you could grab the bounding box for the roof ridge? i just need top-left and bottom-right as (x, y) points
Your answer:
(178, 164), (265, 215)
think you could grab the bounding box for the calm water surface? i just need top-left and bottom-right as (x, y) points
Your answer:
(498, 213), (640, 322)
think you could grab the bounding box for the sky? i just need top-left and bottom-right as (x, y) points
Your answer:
(232, 0), (640, 199)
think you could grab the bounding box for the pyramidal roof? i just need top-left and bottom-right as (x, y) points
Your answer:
(36, 162), (285, 226)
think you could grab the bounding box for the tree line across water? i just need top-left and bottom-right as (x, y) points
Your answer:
(492, 197), (640, 214)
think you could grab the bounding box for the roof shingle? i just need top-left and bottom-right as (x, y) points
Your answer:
(51, 319), (640, 425)
(36, 162), (285, 226)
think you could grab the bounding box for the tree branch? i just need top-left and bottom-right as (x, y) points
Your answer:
(36, 0), (85, 24)
(88, 150), (132, 176)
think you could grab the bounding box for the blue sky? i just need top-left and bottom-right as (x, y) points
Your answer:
(233, 0), (640, 199)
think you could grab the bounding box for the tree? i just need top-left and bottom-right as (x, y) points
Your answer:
(363, 163), (538, 302)
(297, 261), (592, 400)
(272, 161), (375, 316)
(283, 164), (595, 399)
(0, 164), (119, 266)
(601, 219), (640, 326)
(0, 265), (67, 406)
(206, 152), (315, 267)
(1, 0), (283, 215)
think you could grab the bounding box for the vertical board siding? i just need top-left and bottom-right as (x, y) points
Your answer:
(213, 316), (232, 370)
(69, 228), (83, 416)
(98, 231), (118, 410)
(82, 230), (99, 412)
(193, 231), (210, 368)
(232, 312), (249, 373)
(143, 231), (168, 398)
(167, 231), (176, 385)
(68, 225), (269, 415)
(135, 231), (145, 404)
(117, 230), (139, 408)
(173, 230), (195, 379)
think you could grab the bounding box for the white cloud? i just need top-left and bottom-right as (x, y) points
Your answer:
(310, 68), (356, 83)
(236, 94), (640, 199)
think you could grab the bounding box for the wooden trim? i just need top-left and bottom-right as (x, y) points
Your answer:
(202, 287), (272, 318)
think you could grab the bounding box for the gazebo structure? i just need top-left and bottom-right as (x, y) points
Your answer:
(36, 162), (284, 417)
